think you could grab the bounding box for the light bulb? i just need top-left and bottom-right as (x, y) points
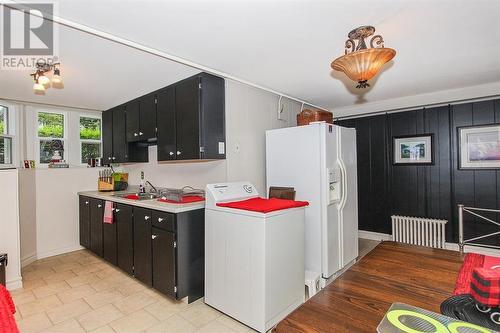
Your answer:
(33, 82), (45, 95)
(38, 74), (51, 88)
(51, 68), (63, 88)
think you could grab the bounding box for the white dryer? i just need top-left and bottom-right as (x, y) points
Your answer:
(205, 181), (306, 333)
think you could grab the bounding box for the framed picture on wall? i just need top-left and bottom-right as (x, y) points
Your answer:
(393, 134), (434, 165)
(459, 124), (500, 169)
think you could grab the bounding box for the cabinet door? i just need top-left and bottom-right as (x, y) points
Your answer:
(112, 106), (128, 163)
(90, 198), (104, 257)
(133, 207), (152, 286)
(116, 204), (134, 275)
(102, 110), (113, 164)
(157, 86), (176, 161)
(152, 227), (176, 298)
(126, 101), (141, 142)
(199, 74), (225, 159)
(139, 94), (157, 140)
(103, 203), (117, 265)
(175, 76), (200, 160)
(79, 196), (90, 248)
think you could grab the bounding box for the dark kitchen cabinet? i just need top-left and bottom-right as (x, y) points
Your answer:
(133, 207), (152, 286)
(79, 196), (90, 248)
(103, 204), (117, 265)
(112, 106), (128, 163)
(157, 86), (176, 161)
(89, 198), (104, 257)
(116, 203), (134, 275)
(79, 195), (204, 302)
(157, 73), (225, 161)
(152, 227), (176, 298)
(126, 101), (141, 142)
(102, 110), (113, 163)
(139, 94), (157, 141)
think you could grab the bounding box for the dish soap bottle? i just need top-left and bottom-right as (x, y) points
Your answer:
(139, 171), (145, 194)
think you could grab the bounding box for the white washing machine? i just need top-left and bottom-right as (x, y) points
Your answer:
(205, 181), (306, 333)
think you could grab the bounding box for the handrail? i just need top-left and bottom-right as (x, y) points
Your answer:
(458, 204), (500, 253)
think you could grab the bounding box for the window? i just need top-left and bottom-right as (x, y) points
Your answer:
(37, 111), (65, 163)
(0, 106), (12, 165)
(80, 116), (101, 164)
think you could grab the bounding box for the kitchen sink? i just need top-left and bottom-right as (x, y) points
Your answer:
(113, 192), (161, 200)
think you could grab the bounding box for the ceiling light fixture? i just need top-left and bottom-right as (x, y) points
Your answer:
(331, 26), (396, 88)
(30, 61), (64, 94)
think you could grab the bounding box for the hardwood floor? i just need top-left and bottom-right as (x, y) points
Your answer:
(276, 241), (464, 333)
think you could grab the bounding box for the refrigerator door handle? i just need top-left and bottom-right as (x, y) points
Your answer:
(338, 159), (348, 210)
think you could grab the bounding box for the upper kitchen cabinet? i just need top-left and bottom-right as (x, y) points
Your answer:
(112, 106), (128, 163)
(157, 86), (176, 161)
(157, 72), (225, 161)
(125, 100), (140, 142)
(102, 109), (113, 163)
(126, 94), (157, 143)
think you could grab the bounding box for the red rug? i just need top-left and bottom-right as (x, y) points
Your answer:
(0, 285), (19, 333)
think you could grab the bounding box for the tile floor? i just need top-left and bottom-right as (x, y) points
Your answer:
(12, 239), (380, 333)
(12, 250), (255, 333)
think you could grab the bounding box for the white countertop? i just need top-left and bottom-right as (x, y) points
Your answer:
(78, 190), (205, 214)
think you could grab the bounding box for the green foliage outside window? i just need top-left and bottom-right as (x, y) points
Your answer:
(38, 112), (64, 138)
(0, 106), (6, 134)
(80, 117), (101, 140)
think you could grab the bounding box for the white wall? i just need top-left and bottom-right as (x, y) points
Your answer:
(225, 80), (304, 194)
(0, 169), (22, 290)
(18, 170), (37, 267)
(34, 168), (100, 259)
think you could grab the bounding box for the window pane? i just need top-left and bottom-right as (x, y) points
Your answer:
(0, 106), (7, 135)
(0, 136), (12, 165)
(38, 112), (64, 138)
(81, 142), (101, 163)
(80, 117), (101, 140)
(40, 140), (64, 163)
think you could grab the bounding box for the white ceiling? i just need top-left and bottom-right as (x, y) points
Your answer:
(2, 0), (500, 116)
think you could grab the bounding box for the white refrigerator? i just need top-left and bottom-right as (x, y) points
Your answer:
(266, 122), (358, 281)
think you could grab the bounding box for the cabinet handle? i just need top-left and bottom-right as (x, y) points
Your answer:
(111, 208), (115, 212)
(85, 201), (89, 205)
(115, 209), (120, 213)
(134, 133), (138, 137)
(97, 204), (102, 208)
(169, 152), (174, 156)
(112, 157), (116, 160)
(151, 235), (157, 240)
(157, 218), (164, 222)
(108, 157), (112, 160)
(176, 151), (181, 155)
(139, 132), (143, 136)
(144, 215), (150, 221)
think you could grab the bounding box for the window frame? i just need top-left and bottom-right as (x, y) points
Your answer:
(78, 114), (102, 165)
(0, 104), (15, 168)
(35, 109), (68, 165)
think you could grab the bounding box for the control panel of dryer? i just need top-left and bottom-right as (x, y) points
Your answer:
(205, 181), (259, 208)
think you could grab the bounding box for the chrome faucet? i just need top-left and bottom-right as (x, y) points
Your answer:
(145, 181), (158, 193)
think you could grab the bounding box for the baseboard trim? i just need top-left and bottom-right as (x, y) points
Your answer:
(21, 253), (37, 268)
(358, 230), (391, 241)
(6, 277), (23, 290)
(36, 245), (84, 260)
(445, 242), (500, 256)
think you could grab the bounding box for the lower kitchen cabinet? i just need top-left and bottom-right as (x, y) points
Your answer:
(103, 204), (117, 265)
(89, 198), (104, 257)
(152, 227), (176, 298)
(116, 203), (134, 275)
(133, 207), (153, 286)
(79, 196), (90, 248)
(78, 194), (204, 302)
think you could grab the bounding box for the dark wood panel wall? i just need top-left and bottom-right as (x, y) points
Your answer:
(336, 99), (500, 245)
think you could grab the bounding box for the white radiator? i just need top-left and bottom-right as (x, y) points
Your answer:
(391, 215), (447, 249)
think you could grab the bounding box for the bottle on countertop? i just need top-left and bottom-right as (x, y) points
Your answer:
(139, 171), (145, 193)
